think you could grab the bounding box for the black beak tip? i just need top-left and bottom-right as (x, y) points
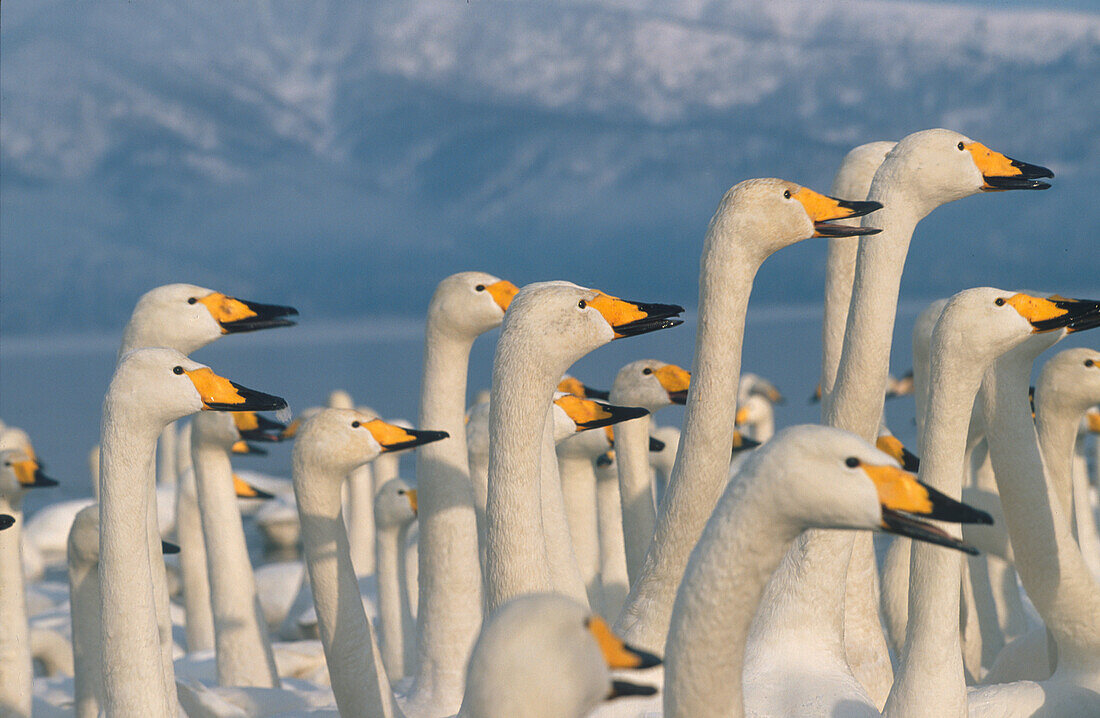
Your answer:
(161, 540), (181, 555)
(596, 453), (614, 467)
(648, 436), (666, 452)
(584, 388), (611, 400)
(608, 680), (659, 700)
(33, 473), (59, 488)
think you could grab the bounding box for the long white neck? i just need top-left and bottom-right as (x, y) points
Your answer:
(98, 406), (174, 717)
(540, 420), (588, 605)
(293, 459), (404, 718)
(557, 450), (603, 611)
(1072, 440), (1100, 578)
(346, 464), (376, 577)
(981, 351), (1100, 672)
(484, 347), (558, 611)
(610, 413), (656, 585)
(1035, 386), (1087, 531)
(883, 336), (981, 718)
(665, 476), (801, 718)
(617, 237), (761, 651)
(595, 459), (630, 618)
(175, 466), (215, 652)
(69, 534), (103, 718)
(0, 492), (31, 718)
(469, 448), (490, 577)
(191, 430), (280, 687)
(157, 423), (177, 486)
(409, 321), (482, 713)
(376, 520), (413, 681)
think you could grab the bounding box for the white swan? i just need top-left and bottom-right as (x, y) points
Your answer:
(375, 479), (418, 681)
(617, 177), (882, 651)
(291, 408), (447, 717)
(648, 425), (680, 508)
(664, 425), (989, 718)
(406, 271), (516, 716)
(459, 593), (661, 718)
(97, 347), (287, 716)
(484, 281), (682, 612)
(0, 448), (58, 718)
(608, 360), (690, 584)
(595, 450), (631, 618)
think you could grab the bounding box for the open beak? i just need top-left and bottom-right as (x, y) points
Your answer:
(587, 294), (684, 339)
(587, 615), (662, 670)
(233, 411), (291, 442)
(184, 368), (288, 412)
(1005, 294), (1100, 334)
(556, 376), (610, 401)
(233, 474), (275, 500)
(875, 435), (921, 473)
(555, 395), (649, 432)
(0, 515), (14, 531)
(197, 292), (298, 334)
(365, 419), (448, 452)
(731, 432), (761, 455)
(863, 463), (991, 555)
(648, 436), (666, 452)
(654, 364), (691, 405)
(231, 440), (268, 456)
(13, 458), (59, 488)
(791, 187), (883, 238)
(964, 142), (1053, 191)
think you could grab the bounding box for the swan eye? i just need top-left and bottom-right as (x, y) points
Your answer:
(783, 189), (791, 199)
(397, 489), (406, 495)
(188, 297), (197, 304)
(844, 457), (860, 468)
(351, 421), (360, 428)
(475, 285), (485, 292)
(173, 366), (184, 375)
(957, 141), (965, 151)
(995, 297), (1006, 306)
(642, 367), (653, 375)
(1086, 359), (1095, 368)
(578, 300), (587, 310)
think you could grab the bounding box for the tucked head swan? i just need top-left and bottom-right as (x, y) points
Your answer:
(663, 425), (993, 718)
(460, 593), (661, 718)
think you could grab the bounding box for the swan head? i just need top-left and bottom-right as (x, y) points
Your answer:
(0, 448), (58, 497)
(294, 408), (448, 477)
(738, 372), (784, 405)
(121, 283), (298, 357)
(874, 129), (1052, 213)
(462, 594), (661, 718)
(611, 360), (691, 411)
(108, 347), (287, 429)
(1037, 347), (1100, 417)
(498, 282), (683, 381)
(734, 394), (772, 430)
(553, 393), (648, 437)
(429, 271), (519, 337)
(741, 426), (988, 552)
(68, 504), (101, 567)
(374, 478), (417, 529)
(832, 141), (897, 200)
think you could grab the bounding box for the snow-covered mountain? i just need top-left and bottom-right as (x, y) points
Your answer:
(2, 0), (1098, 333)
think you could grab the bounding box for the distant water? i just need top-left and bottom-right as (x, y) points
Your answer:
(4, 300), (1096, 520)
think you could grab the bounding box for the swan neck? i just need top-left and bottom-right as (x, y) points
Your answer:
(1034, 388), (1084, 526)
(557, 452), (603, 611)
(69, 549), (104, 718)
(613, 414), (656, 584)
(0, 497), (31, 718)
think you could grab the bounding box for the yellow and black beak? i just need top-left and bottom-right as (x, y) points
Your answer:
(232, 411), (291, 442)
(649, 436), (666, 452)
(556, 376), (610, 400)
(555, 395), (649, 432)
(184, 368), (288, 412)
(862, 462), (991, 555)
(875, 435), (921, 473)
(790, 187), (883, 238)
(197, 292), (298, 334)
(233, 474), (275, 500)
(231, 440), (268, 456)
(485, 280), (519, 312)
(587, 615), (662, 670)
(654, 364), (691, 405)
(13, 458), (59, 488)
(586, 294), (684, 339)
(399, 488), (418, 516)
(731, 431), (761, 456)
(364, 419), (449, 452)
(1003, 294), (1100, 334)
(964, 142), (1053, 191)
(0, 514), (15, 531)
(596, 449), (615, 467)
(279, 419), (301, 440)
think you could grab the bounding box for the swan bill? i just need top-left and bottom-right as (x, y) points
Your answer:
(596, 449), (615, 467)
(231, 440), (268, 456)
(965, 142), (1053, 191)
(791, 187), (883, 237)
(587, 294), (685, 339)
(198, 293), (299, 334)
(364, 419), (449, 452)
(655, 364), (691, 404)
(0, 515), (14, 531)
(401, 488), (418, 515)
(607, 680), (659, 701)
(1087, 410), (1100, 434)
(12, 458), (59, 488)
(863, 463), (992, 525)
(586, 615), (663, 670)
(184, 368), (289, 412)
(1005, 294), (1100, 334)
(731, 431), (761, 455)
(648, 436), (666, 452)
(161, 540), (181, 555)
(486, 280), (519, 312)
(874, 435), (921, 472)
(556, 376), (610, 400)
(809, 383), (822, 404)
(233, 474), (275, 500)
(735, 406), (751, 426)
(232, 411), (291, 442)
(279, 419), (301, 440)
(881, 509), (980, 555)
(554, 395), (649, 431)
